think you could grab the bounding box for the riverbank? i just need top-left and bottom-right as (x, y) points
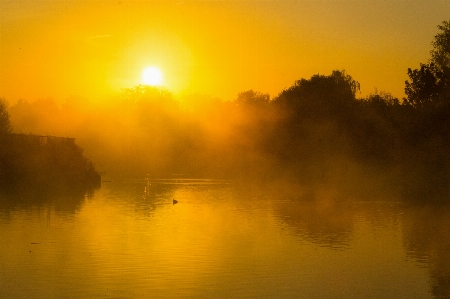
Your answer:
(0, 133), (101, 195)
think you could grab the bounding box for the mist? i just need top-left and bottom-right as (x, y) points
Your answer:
(7, 86), (274, 179)
(4, 68), (449, 203)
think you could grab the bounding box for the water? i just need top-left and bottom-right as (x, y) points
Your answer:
(0, 179), (448, 298)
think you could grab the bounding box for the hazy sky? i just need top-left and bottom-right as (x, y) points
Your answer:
(1, 0), (449, 103)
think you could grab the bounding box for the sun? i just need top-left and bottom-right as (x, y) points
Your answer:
(142, 66), (163, 86)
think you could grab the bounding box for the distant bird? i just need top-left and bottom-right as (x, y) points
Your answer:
(173, 199), (178, 205)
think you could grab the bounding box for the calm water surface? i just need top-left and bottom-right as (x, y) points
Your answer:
(1, 179), (449, 298)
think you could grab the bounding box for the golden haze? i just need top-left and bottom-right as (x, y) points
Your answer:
(1, 1), (450, 102)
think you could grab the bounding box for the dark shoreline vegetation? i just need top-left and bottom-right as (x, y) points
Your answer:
(0, 133), (101, 202)
(1, 20), (450, 203)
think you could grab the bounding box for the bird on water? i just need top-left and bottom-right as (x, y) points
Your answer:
(173, 199), (178, 205)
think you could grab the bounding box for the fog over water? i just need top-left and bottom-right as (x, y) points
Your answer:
(6, 70), (450, 201)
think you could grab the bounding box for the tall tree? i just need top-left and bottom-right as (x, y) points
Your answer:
(405, 21), (450, 109)
(431, 20), (450, 72)
(273, 70), (360, 117)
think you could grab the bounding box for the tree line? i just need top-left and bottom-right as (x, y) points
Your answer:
(0, 99), (101, 195)
(1, 20), (449, 200)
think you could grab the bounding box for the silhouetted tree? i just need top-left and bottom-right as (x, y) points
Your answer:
(363, 91), (400, 108)
(346, 91), (405, 163)
(119, 85), (180, 131)
(405, 21), (450, 109)
(431, 20), (450, 75)
(401, 22), (450, 198)
(121, 85), (175, 109)
(274, 70), (360, 118)
(0, 98), (12, 134)
(235, 90), (270, 106)
(404, 63), (446, 109)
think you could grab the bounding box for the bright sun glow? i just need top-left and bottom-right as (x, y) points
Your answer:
(142, 67), (163, 86)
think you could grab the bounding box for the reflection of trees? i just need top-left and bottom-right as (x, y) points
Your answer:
(0, 185), (91, 215)
(402, 203), (450, 299)
(271, 185), (406, 250)
(273, 189), (356, 249)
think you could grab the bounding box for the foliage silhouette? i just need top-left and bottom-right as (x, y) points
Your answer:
(273, 70), (359, 118)
(0, 98), (101, 197)
(0, 134), (101, 194)
(405, 21), (450, 109)
(4, 21), (450, 201)
(235, 90), (270, 107)
(0, 98), (12, 134)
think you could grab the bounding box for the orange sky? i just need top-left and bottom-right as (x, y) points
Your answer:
(1, 0), (449, 103)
